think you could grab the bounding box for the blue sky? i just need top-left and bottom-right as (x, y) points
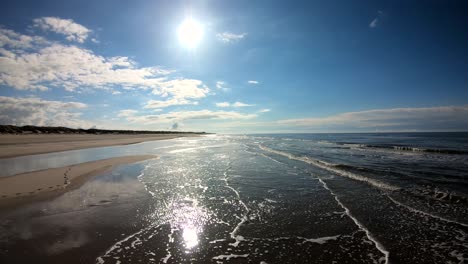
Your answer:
(1, 0), (467, 133)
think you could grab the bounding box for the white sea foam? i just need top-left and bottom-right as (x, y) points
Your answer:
(260, 153), (284, 164)
(253, 148), (390, 261)
(212, 254), (249, 260)
(259, 145), (399, 191)
(387, 195), (468, 228)
(300, 235), (340, 244)
(317, 177), (390, 264)
(130, 237), (142, 248)
(223, 169), (250, 248)
(449, 250), (468, 263)
(161, 253), (171, 263)
(249, 235), (342, 245)
(229, 235), (245, 247)
(209, 238), (227, 244)
(96, 223), (161, 263)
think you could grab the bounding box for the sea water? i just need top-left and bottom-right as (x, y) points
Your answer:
(1, 133), (467, 263)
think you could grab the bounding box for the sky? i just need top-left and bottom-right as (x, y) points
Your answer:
(0, 0), (467, 133)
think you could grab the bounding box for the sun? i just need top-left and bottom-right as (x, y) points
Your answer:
(178, 18), (204, 49)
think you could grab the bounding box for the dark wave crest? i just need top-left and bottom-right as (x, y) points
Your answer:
(336, 142), (468, 155)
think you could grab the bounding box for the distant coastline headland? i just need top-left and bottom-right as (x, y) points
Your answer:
(0, 125), (207, 135)
(0, 125), (209, 158)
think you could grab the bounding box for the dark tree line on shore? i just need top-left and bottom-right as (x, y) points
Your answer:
(0, 125), (207, 135)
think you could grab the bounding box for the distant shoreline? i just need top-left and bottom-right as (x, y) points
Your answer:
(0, 124), (207, 135)
(0, 133), (201, 158)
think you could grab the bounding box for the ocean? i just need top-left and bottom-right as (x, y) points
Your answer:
(1, 133), (467, 263)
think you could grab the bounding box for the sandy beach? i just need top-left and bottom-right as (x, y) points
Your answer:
(0, 133), (196, 204)
(0, 133), (197, 159)
(0, 155), (157, 205)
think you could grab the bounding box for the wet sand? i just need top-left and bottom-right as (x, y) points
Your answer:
(0, 155), (157, 207)
(0, 163), (155, 264)
(0, 133), (196, 158)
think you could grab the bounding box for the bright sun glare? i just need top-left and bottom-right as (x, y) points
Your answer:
(178, 18), (204, 49)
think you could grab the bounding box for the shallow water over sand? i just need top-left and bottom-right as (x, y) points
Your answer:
(1, 134), (467, 263)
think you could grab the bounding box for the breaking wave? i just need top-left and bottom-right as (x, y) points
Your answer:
(258, 145), (400, 192)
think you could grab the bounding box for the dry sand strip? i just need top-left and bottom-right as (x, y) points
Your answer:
(0, 134), (197, 158)
(0, 155), (157, 204)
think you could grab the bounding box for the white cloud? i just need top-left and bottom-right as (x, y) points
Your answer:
(277, 106), (468, 131)
(154, 79), (209, 99)
(0, 40), (168, 91)
(145, 98), (198, 109)
(233, 101), (254, 107)
(120, 109), (257, 124)
(216, 102), (231, 107)
(369, 11), (383, 28)
(192, 105), (468, 133)
(111, 91), (122, 95)
(216, 32), (247, 43)
(215, 101), (255, 108)
(117, 109), (138, 118)
(216, 81), (229, 90)
(259, 109), (271, 113)
(0, 26), (209, 100)
(33, 17), (91, 43)
(247, 80), (259, 84)
(144, 80), (209, 108)
(369, 18), (378, 28)
(0, 28), (48, 50)
(0, 96), (91, 128)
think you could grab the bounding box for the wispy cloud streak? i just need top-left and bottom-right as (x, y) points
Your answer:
(33, 17), (91, 43)
(216, 32), (247, 43)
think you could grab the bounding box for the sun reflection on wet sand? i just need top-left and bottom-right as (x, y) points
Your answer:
(165, 197), (207, 253)
(182, 224), (198, 249)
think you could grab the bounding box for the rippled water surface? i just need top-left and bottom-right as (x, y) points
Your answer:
(1, 133), (467, 263)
